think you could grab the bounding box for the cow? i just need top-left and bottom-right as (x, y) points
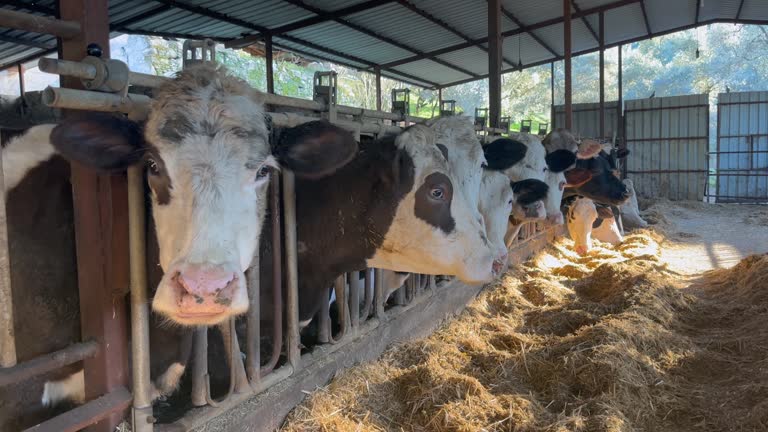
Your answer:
(38, 64), (499, 407)
(619, 178), (648, 229)
(564, 149), (631, 207)
(542, 128), (603, 160)
(563, 196), (623, 255)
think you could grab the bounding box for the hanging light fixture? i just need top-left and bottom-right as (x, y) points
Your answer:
(517, 36), (523, 71)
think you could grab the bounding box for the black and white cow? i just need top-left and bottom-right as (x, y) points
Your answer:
(29, 65), (499, 407)
(563, 196), (623, 255)
(619, 178), (648, 229)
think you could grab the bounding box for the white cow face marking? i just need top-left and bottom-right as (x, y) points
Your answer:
(370, 125), (499, 284)
(543, 169), (566, 226)
(479, 171), (514, 275)
(566, 197), (598, 255)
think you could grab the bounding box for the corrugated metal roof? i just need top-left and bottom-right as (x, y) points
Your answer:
(0, 0), (766, 87)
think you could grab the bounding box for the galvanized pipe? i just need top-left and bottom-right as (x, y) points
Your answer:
(282, 171), (301, 370)
(38, 58), (167, 89)
(190, 328), (208, 407)
(0, 135), (15, 368)
(41, 86), (150, 118)
(349, 271), (361, 329)
(374, 269), (385, 318)
(127, 165), (152, 432)
(262, 171), (282, 376)
(317, 289), (331, 344)
(0, 9), (81, 38)
(329, 275), (347, 343)
(0, 340), (98, 386)
(360, 269), (373, 320)
(204, 320), (239, 407)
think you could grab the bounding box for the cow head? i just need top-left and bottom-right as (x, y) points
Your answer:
(50, 64), (357, 326)
(542, 128), (602, 160)
(478, 171), (515, 275)
(369, 124), (500, 284)
(565, 196), (598, 256)
(566, 150), (630, 206)
(542, 148), (577, 226)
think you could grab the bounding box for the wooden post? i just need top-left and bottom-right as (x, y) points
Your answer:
(58, 1), (130, 431)
(564, 0), (573, 130)
(265, 35), (274, 94)
(488, 0), (502, 128)
(375, 66), (381, 111)
(599, 11), (605, 138)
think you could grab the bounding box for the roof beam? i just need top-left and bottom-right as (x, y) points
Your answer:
(640, 0), (652, 35)
(736, 0), (746, 19)
(399, 0), (517, 65)
(0, 0), (56, 16)
(496, 2), (559, 57)
(226, 0), (395, 49)
(279, 0), (480, 78)
(0, 33), (54, 49)
(571, 0), (599, 42)
(379, 0), (642, 69)
(694, 0), (701, 23)
(112, 5), (173, 31)
(151, 0), (269, 32)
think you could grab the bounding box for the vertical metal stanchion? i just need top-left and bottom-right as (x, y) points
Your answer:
(282, 171), (301, 371)
(374, 269), (385, 318)
(317, 288), (331, 344)
(191, 328), (208, 407)
(349, 271), (361, 330)
(128, 165), (152, 431)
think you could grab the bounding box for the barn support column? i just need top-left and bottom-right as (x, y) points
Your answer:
(265, 35), (274, 94)
(618, 44), (623, 114)
(375, 66), (381, 111)
(488, 0), (502, 128)
(564, 0), (573, 130)
(58, 0), (130, 431)
(550, 62), (555, 128)
(599, 11), (605, 138)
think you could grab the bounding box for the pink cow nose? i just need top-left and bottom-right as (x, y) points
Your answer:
(546, 212), (564, 226)
(174, 265), (237, 314)
(574, 244), (589, 256)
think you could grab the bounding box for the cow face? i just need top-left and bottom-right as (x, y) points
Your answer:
(369, 125), (499, 284)
(541, 148), (577, 226)
(478, 171), (515, 275)
(50, 65), (357, 326)
(567, 151), (630, 206)
(565, 196), (598, 255)
(542, 128), (602, 160)
(592, 206), (623, 246)
(510, 179), (548, 222)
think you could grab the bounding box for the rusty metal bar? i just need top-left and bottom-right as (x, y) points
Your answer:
(0, 115), (15, 367)
(262, 171), (282, 376)
(0, 8), (80, 38)
(0, 340), (98, 386)
(564, 0), (573, 130)
(488, 0), (502, 129)
(24, 386), (132, 432)
(127, 164), (152, 432)
(282, 170), (301, 370)
(375, 67), (382, 112)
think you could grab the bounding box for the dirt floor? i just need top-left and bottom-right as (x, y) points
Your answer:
(280, 200), (768, 432)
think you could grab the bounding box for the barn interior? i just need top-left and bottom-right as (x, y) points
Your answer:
(0, 1), (767, 431)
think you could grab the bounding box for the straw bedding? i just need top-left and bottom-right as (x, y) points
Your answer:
(281, 202), (768, 432)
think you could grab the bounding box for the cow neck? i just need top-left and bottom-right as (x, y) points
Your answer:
(294, 135), (414, 321)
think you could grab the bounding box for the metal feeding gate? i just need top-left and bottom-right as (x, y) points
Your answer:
(624, 94), (709, 201)
(713, 91), (768, 203)
(0, 38), (561, 432)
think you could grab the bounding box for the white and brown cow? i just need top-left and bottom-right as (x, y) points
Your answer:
(563, 196), (623, 255)
(25, 65), (498, 407)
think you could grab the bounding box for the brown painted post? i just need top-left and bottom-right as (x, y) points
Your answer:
(564, 0), (573, 130)
(488, 0), (502, 128)
(618, 44), (623, 115)
(17, 63), (24, 97)
(58, 1), (130, 431)
(375, 66), (381, 111)
(265, 34), (274, 94)
(550, 62), (555, 127)
(599, 11), (605, 138)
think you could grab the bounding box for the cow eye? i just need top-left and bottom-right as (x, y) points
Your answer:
(543, 167), (548, 172)
(481, 161), (488, 168)
(256, 165), (270, 180)
(430, 187), (445, 200)
(146, 158), (160, 176)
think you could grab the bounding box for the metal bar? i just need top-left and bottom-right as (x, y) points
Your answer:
(695, 0), (701, 23)
(244, 254), (261, 384)
(329, 275), (348, 342)
(392, 285), (406, 306)
(203, 321), (239, 407)
(24, 386), (132, 432)
(265, 35), (274, 94)
(42, 86), (150, 117)
(1, 0), (57, 15)
(704, 194), (768, 200)
(0, 8), (80, 38)
(0, 92), (14, 366)
(374, 269), (385, 318)
(127, 164), (152, 432)
(599, 11), (605, 138)
(717, 101), (768, 107)
(488, 0), (502, 129)
(38, 58), (167, 89)
(736, 0), (746, 19)
(625, 136), (708, 141)
(624, 104), (709, 113)
(317, 288), (331, 344)
(153, 0), (268, 32)
(618, 44), (623, 115)
(571, 0), (599, 42)
(282, 171), (301, 370)
(0, 33), (54, 49)
(360, 269), (373, 320)
(349, 272), (361, 329)
(375, 67), (381, 112)
(640, 0), (652, 34)
(190, 328), (208, 406)
(0, 340), (98, 386)
(627, 170), (708, 174)
(58, 1), (130, 430)
(564, 0), (573, 130)
(708, 173), (768, 177)
(709, 150), (768, 154)
(262, 171), (282, 375)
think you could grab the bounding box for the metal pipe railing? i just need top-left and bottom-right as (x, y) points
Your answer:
(38, 58), (168, 89)
(261, 172), (283, 376)
(127, 165), (153, 432)
(0, 9), (80, 38)
(0, 340), (98, 386)
(0, 138), (15, 368)
(41, 86), (150, 119)
(282, 171), (301, 370)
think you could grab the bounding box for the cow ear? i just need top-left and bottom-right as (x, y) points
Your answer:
(275, 120), (358, 179)
(511, 178), (549, 205)
(50, 113), (146, 172)
(616, 148), (630, 159)
(545, 149), (577, 173)
(596, 206), (614, 219)
(564, 167), (593, 187)
(577, 139), (602, 160)
(482, 138), (527, 171)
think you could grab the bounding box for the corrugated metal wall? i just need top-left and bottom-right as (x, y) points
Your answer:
(715, 91), (768, 203)
(624, 94), (709, 201)
(552, 101), (620, 139)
